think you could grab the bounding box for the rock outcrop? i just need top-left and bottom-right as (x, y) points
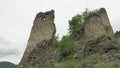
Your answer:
(18, 10), (59, 68)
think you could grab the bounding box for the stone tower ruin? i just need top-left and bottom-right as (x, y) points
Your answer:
(18, 8), (115, 68)
(98, 8), (114, 36)
(84, 8), (114, 40)
(18, 10), (58, 68)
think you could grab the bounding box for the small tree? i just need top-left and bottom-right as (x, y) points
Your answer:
(68, 14), (84, 39)
(68, 8), (98, 40)
(58, 35), (74, 57)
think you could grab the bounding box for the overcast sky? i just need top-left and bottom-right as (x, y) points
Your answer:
(0, 0), (120, 64)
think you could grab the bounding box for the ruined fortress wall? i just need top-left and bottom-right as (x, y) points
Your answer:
(18, 10), (56, 68)
(84, 15), (106, 40)
(28, 40), (59, 68)
(98, 8), (114, 36)
(84, 8), (114, 40)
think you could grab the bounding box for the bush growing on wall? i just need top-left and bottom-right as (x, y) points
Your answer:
(68, 8), (98, 40)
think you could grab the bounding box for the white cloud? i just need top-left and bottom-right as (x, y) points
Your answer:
(0, 49), (19, 57)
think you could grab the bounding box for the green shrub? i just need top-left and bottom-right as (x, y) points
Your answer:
(27, 63), (40, 68)
(68, 8), (98, 40)
(114, 31), (120, 45)
(68, 14), (84, 39)
(58, 35), (75, 57)
(27, 65), (39, 68)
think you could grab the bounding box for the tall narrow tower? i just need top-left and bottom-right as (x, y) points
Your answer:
(18, 10), (56, 68)
(98, 8), (114, 36)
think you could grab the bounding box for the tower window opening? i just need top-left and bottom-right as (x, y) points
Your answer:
(43, 17), (46, 21)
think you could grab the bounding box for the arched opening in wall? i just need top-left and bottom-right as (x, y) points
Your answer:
(43, 17), (46, 21)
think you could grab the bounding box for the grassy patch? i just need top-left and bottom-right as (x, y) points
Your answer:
(96, 60), (120, 68)
(27, 63), (40, 68)
(54, 53), (101, 68)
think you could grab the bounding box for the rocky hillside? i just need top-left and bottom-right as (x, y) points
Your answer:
(18, 8), (120, 68)
(54, 8), (120, 68)
(0, 61), (17, 68)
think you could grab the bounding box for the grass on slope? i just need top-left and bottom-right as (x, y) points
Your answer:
(54, 53), (101, 68)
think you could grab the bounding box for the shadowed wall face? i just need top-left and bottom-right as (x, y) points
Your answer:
(98, 8), (114, 36)
(18, 10), (56, 68)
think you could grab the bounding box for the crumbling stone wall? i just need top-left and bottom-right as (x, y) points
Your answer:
(18, 10), (57, 68)
(98, 8), (114, 36)
(28, 40), (59, 68)
(84, 8), (114, 40)
(84, 14), (106, 40)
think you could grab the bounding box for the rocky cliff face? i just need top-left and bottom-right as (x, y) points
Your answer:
(18, 10), (59, 68)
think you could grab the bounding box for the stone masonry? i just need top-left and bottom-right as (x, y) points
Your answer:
(98, 8), (114, 36)
(84, 8), (114, 40)
(18, 8), (115, 68)
(18, 10), (57, 68)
